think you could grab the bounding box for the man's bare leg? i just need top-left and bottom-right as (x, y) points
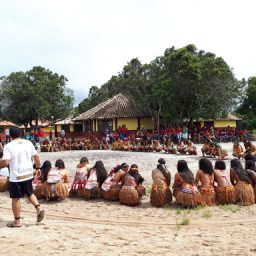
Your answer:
(27, 194), (45, 222)
(12, 198), (21, 226)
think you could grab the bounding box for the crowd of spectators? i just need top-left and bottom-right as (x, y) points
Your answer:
(0, 124), (254, 153)
(103, 125), (254, 145)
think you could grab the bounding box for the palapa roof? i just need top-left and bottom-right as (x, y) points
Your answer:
(55, 117), (75, 125)
(0, 120), (16, 127)
(74, 94), (150, 121)
(215, 113), (242, 121)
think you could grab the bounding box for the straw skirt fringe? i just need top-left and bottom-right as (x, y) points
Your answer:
(235, 182), (254, 206)
(150, 181), (172, 207)
(0, 179), (8, 192)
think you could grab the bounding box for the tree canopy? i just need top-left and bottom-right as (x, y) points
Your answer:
(237, 76), (256, 119)
(0, 66), (74, 128)
(77, 44), (240, 129)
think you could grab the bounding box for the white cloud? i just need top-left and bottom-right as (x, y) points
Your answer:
(0, 0), (255, 104)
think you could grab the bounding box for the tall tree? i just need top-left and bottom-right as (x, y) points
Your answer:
(237, 76), (256, 119)
(77, 45), (239, 130)
(163, 45), (238, 126)
(0, 66), (74, 128)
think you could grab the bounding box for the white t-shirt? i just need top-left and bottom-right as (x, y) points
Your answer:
(5, 128), (10, 136)
(0, 167), (9, 177)
(2, 139), (37, 182)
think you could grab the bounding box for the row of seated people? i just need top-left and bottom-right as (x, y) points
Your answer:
(2, 154), (255, 208)
(201, 140), (256, 160)
(31, 159), (145, 206)
(40, 137), (109, 152)
(152, 157), (256, 207)
(232, 141), (256, 159)
(201, 140), (229, 159)
(112, 138), (197, 155)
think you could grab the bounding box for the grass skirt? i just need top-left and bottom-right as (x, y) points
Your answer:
(33, 185), (45, 199)
(150, 181), (172, 207)
(215, 186), (235, 205)
(42, 182), (69, 199)
(69, 183), (86, 198)
(199, 187), (216, 206)
(235, 181), (255, 206)
(82, 187), (103, 200)
(102, 184), (121, 201)
(0, 178), (8, 192)
(119, 186), (140, 206)
(175, 187), (202, 207)
(137, 185), (146, 199)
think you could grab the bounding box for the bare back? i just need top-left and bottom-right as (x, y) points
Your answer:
(195, 170), (214, 189)
(214, 169), (231, 186)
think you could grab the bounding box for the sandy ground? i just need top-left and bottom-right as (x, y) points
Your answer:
(1, 143), (256, 256)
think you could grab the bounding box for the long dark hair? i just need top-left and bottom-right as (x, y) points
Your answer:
(245, 160), (256, 171)
(214, 160), (226, 171)
(41, 160), (52, 182)
(55, 159), (65, 169)
(244, 153), (255, 162)
(177, 160), (194, 183)
(80, 157), (88, 164)
(157, 164), (171, 186)
(109, 165), (121, 176)
(91, 160), (107, 186)
(231, 159), (252, 184)
(199, 158), (214, 175)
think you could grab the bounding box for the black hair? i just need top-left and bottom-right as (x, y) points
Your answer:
(245, 160), (256, 171)
(55, 159), (65, 169)
(114, 165), (121, 173)
(92, 160), (107, 186)
(10, 126), (21, 139)
(41, 160), (52, 182)
(158, 158), (166, 165)
(231, 159), (252, 184)
(80, 157), (88, 163)
(120, 163), (129, 169)
(177, 160), (194, 183)
(177, 160), (189, 173)
(157, 163), (171, 186)
(214, 160), (226, 171)
(244, 153), (255, 162)
(199, 158), (214, 175)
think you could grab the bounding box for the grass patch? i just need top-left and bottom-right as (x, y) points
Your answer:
(145, 185), (152, 195)
(176, 209), (182, 215)
(175, 209), (191, 229)
(180, 216), (190, 225)
(202, 208), (212, 218)
(163, 203), (172, 209)
(183, 209), (191, 215)
(219, 204), (241, 213)
(192, 205), (204, 211)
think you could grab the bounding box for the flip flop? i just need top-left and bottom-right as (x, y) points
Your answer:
(37, 209), (45, 223)
(7, 222), (23, 228)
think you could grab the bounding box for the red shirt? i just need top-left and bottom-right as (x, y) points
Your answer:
(176, 128), (182, 133)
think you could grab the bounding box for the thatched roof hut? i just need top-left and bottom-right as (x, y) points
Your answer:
(73, 94), (153, 132)
(74, 94), (150, 121)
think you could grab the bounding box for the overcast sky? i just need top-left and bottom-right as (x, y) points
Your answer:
(0, 0), (255, 104)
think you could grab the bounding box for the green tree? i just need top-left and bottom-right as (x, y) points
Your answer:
(163, 45), (238, 126)
(0, 66), (74, 128)
(77, 45), (239, 131)
(237, 76), (256, 119)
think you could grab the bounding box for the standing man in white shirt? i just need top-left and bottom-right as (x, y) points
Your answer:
(0, 126), (45, 227)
